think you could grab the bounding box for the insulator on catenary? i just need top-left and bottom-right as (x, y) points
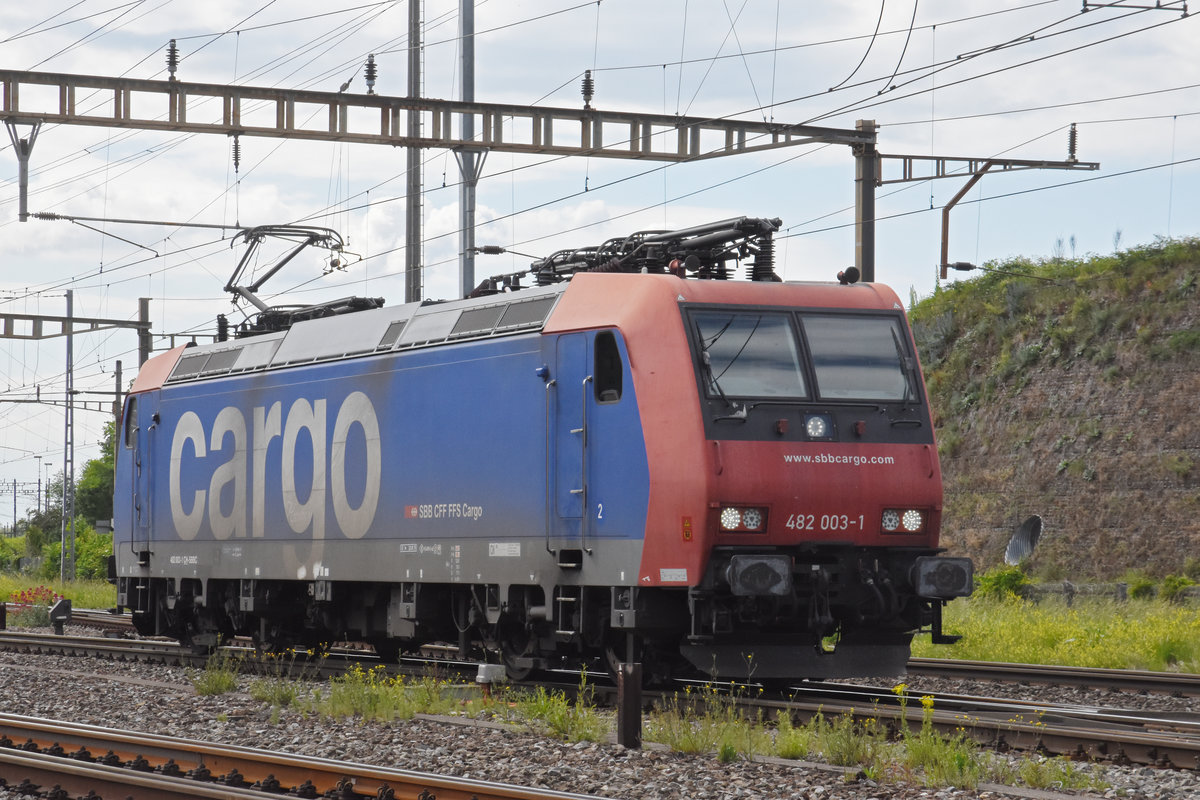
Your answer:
(166, 39), (179, 81)
(1067, 123), (1078, 163)
(232, 135), (241, 174)
(582, 70), (594, 109)
(365, 54), (378, 95)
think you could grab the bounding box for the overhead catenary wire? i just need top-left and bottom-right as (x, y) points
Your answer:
(1, 3), (1197, 439)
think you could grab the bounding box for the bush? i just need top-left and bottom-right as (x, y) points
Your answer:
(1125, 572), (1157, 600)
(973, 565), (1031, 601)
(33, 521), (111, 581)
(1160, 574), (1195, 604)
(0, 536), (23, 571)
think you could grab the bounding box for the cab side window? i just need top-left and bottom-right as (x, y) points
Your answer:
(123, 396), (138, 448)
(593, 331), (623, 403)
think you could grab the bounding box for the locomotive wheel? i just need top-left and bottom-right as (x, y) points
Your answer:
(497, 618), (537, 681)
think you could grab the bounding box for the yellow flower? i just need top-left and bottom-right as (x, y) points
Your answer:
(920, 695), (935, 711)
(892, 683), (908, 697)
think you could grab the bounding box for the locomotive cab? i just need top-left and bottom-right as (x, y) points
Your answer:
(670, 298), (973, 678)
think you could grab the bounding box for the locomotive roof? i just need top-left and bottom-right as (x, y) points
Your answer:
(139, 274), (904, 392)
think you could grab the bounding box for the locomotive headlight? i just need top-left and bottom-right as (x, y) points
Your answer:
(882, 508), (926, 533)
(741, 507), (765, 531)
(720, 507), (743, 530)
(719, 506), (767, 532)
(804, 413), (833, 440)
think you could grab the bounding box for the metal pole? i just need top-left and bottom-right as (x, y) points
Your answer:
(4, 119), (41, 222)
(939, 163), (993, 279)
(113, 360), (123, 422)
(137, 299), (152, 365)
(61, 290), (75, 580)
(617, 661), (643, 748)
(458, 0), (478, 298)
(854, 119), (878, 283)
(405, 0), (423, 303)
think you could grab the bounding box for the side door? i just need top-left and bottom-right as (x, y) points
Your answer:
(553, 333), (588, 540)
(126, 394), (155, 555)
(550, 330), (632, 553)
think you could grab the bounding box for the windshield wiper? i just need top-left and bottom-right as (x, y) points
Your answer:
(701, 350), (747, 421)
(890, 325), (918, 405)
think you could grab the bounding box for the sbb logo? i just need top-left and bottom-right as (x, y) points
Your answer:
(168, 391), (382, 541)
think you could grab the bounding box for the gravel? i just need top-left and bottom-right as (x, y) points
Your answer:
(1, 639), (1198, 800)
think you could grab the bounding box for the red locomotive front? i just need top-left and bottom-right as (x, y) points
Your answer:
(552, 273), (973, 680)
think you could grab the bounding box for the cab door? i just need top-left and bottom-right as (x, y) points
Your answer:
(126, 394), (155, 556)
(553, 333), (588, 537)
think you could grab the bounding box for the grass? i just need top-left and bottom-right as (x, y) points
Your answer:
(643, 682), (771, 761)
(247, 648), (328, 709)
(912, 595), (1200, 672)
(188, 648), (241, 695)
(507, 672), (609, 743)
(1, 577), (116, 612)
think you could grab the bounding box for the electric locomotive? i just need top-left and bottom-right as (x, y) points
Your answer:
(111, 216), (972, 681)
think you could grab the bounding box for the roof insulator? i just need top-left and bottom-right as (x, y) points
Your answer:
(582, 70), (594, 110)
(166, 39), (179, 81)
(365, 54), (378, 95)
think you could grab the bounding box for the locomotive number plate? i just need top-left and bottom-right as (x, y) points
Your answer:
(785, 513), (865, 532)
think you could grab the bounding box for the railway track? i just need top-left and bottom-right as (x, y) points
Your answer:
(908, 657), (1200, 697)
(0, 713), (607, 800)
(46, 610), (1200, 699)
(773, 682), (1200, 769)
(3, 628), (1198, 769)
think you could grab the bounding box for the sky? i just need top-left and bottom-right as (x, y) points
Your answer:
(0, 0), (1197, 514)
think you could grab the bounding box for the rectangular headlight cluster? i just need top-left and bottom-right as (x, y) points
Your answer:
(719, 506), (767, 532)
(881, 508), (925, 533)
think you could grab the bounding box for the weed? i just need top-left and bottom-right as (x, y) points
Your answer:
(1168, 328), (1200, 353)
(1162, 453), (1194, 481)
(309, 664), (460, 722)
(246, 647), (325, 710)
(773, 713), (814, 760)
(645, 681), (768, 761)
(188, 649), (241, 696)
(1185, 557), (1200, 582)
(936, 426), (964, 459)
(513, 671), (608, 743)
(1019, 757), (1109, 792)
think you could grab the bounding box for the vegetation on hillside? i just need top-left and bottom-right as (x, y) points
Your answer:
(911, 236), (1199, 435)
(909, 237), (1199, 578)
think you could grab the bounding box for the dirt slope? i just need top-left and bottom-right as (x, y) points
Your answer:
(909, 238), (1199, 579)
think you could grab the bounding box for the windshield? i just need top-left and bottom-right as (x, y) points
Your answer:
(693, 311), (807, 398)
(801, 314), (911, 401)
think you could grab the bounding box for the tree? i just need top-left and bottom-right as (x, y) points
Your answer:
(75, 421), (116, 524)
